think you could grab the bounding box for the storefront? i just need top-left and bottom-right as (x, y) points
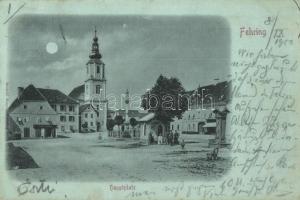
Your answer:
(33, 124), (57, 138)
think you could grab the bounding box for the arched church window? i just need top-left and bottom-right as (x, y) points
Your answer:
(97, 65), (100, 73)
(96, 85), (101, 94)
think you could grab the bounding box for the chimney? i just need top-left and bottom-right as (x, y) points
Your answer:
(18, 87), (24, 97)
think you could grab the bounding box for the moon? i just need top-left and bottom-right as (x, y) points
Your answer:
(46, 42), (58, 54)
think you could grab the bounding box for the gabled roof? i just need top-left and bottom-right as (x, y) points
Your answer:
(38, 88), (78, 104)
(19, 84), (46, 101)
(7, 84), (47, 113)
(69, 84), (84, 100)
(8, 84), (78, 113)
(79, 104), (98, 114)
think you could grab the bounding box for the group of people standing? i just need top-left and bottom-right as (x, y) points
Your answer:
(148, 131), (180, 146)
(166, 131), (179, 145)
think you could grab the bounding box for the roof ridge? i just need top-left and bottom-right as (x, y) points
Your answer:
(35, 87), (48, 102)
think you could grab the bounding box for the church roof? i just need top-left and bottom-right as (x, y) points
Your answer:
(69, 84), (84, 100)
(8, 84), (78, 113)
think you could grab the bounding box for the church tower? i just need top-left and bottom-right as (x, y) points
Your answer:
(84, 28), (107, 132)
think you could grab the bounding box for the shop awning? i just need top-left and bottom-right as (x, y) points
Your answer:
(33, 121), (57, 128)
(203, 122), (216, 128)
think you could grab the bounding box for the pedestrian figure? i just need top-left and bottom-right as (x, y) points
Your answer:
(158, 134), (163, 144)
(180, 139), (185, 150)
(174, 131), (179, 145)
(170, 132), (174, 146)
(148, 132), (153, 145)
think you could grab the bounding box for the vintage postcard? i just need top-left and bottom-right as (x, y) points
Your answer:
(0, 0), (300, 199)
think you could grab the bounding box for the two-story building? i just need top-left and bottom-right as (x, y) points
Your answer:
(170, 81), (231, 143)
(37, 88), (79, 133)
(79, 104), (99, 132)
(7, 84), (79, 139)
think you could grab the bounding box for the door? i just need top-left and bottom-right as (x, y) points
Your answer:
(45, 128), (52, 138)
(158, 124), (163, 136)
(35, 128), (41, 137)
(24, 127), (30, 138)
(198, 122), (205, 134)
(97, 122), (100, 131)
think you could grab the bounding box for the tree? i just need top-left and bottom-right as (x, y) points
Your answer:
(114, 115), (124, 137)
(129, 118), (138, 128)
(129, 118), (138, 137)
(141, 75), (188, 125)
(106, 119), (115, 137)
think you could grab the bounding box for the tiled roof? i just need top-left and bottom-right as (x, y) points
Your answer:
(185, 80), (232, 103)
(38, 88), (78, 104)
(8, 84), (78, 113)
(7, 84), (46, 113)
(69, 84), (84, 100)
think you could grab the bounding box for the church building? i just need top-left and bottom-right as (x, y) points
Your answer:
(69, 29), (108, 133)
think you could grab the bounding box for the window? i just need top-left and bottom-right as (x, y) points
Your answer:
(17, 117), (23, 125)
(193, 124), (195, 131)
(96, 85), (101, 94)
(85, 113), (88, 118)
(90, 122), (93, 126)
(60, 105), (66, 111)
(69, 105), (74, 112)
(97, 65), (100, 73)
(177, 124), (180, 130)
(37, 117), (42, 123)
(188, 124), (191, 131)
(51, 105), (57, 111)
(171, 125), (174, 130)
(60, 115), (66, 122)
(40, 106), (43, 110)
(24, 105), (27, 109)
(69, 116), (75, 122)
(91, 114), (93, 118)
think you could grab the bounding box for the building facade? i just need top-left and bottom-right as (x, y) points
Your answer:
(170, 81), (231, 144)
(7, 84), (79, 139)
(79, 104), (99, 132)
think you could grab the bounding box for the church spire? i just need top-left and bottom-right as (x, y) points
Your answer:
(89, 27), (102, 59)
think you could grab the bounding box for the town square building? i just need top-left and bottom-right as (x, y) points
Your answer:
(170, 81), (231, 144)
(7, 84), (79, 139)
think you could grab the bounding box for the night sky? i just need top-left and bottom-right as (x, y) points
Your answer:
(8, 15), (230, 106)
